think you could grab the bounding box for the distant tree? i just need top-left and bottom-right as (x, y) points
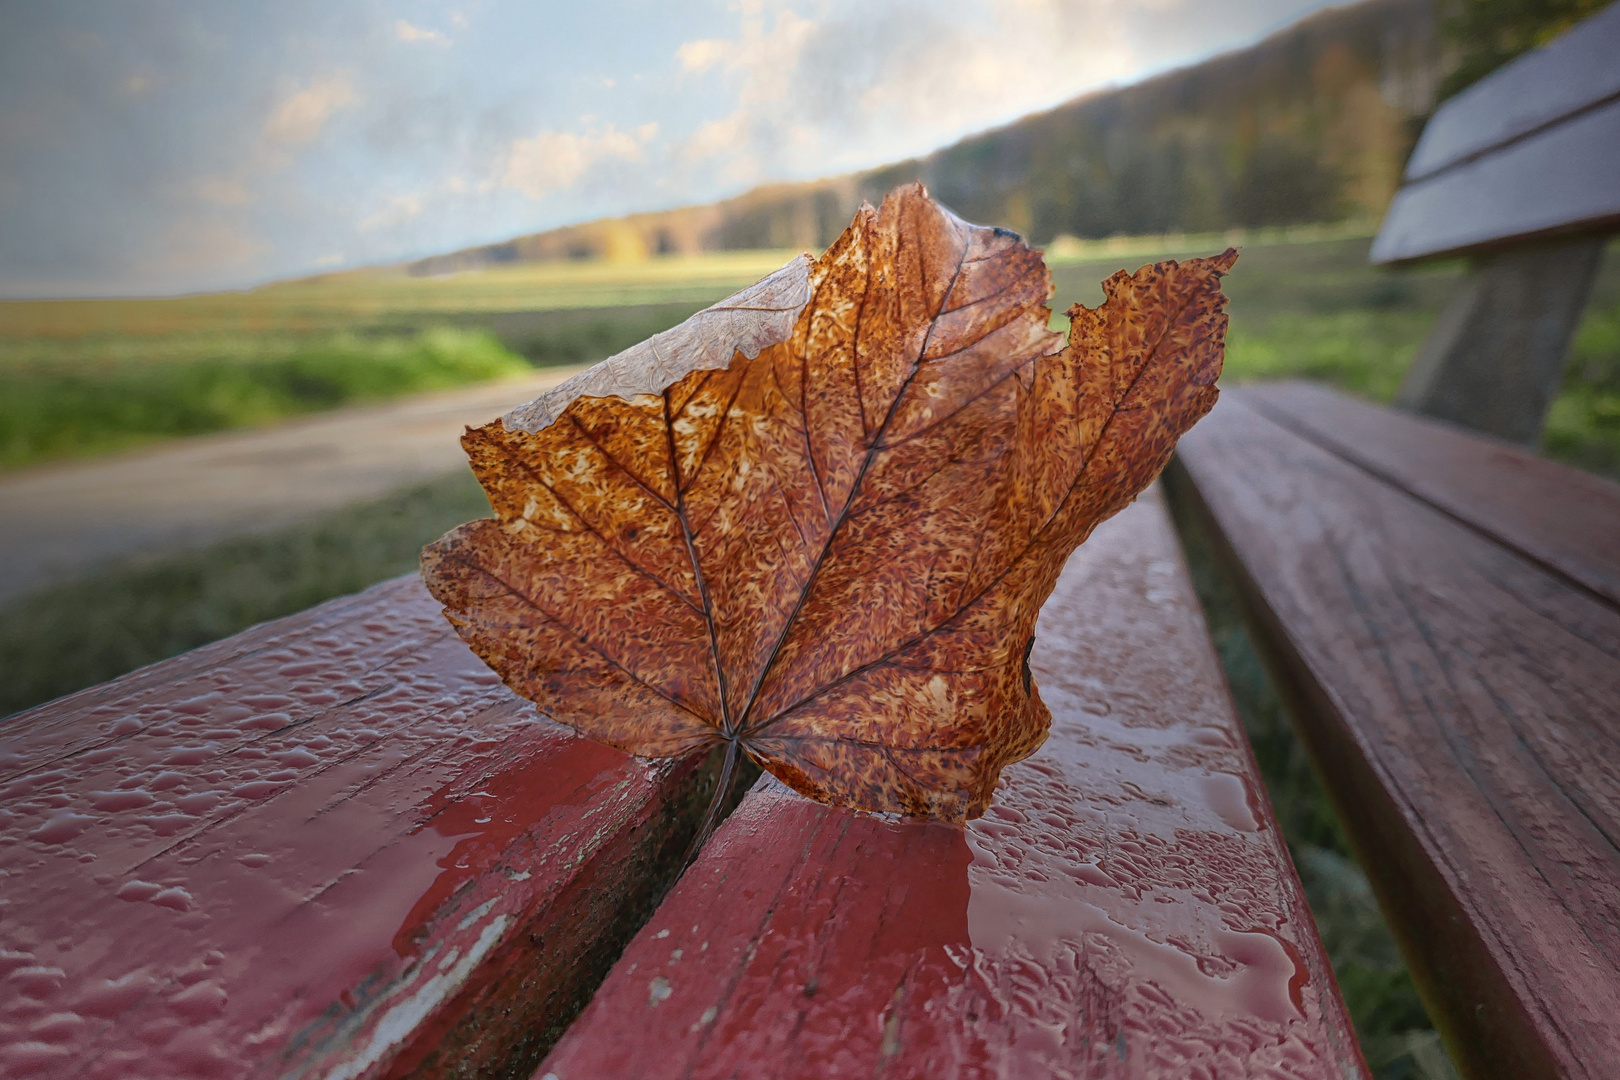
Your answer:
(1439, 0), (1612, 99)
(1227, 136), (1343, 228)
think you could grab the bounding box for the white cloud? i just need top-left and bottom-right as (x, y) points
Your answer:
(668, 0), (1147, 187)
(263, 76), (358, 147)
(313, 253), (345, 267)
(395, 20), (449, 45)
(194, 176), (253, 206)
(677, 39), (728, 73)
(500, 123), (657, 199)
(359, 193), (424, 231)
(142, 218), (268, 275)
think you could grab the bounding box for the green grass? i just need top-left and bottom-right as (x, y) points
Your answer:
(1052, 234), (1620, 479)
(0, 250), (798, 338)
(0, 250), (793, 471)
(0, 328), (532, 467)
(0, 470), (490, 719)
(1545, 302), (1620, 476)
(7, 235), (1617, 474)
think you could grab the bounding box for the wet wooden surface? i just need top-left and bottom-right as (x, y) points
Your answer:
(1239, 381), (1620, 606)
(0, 575), (720, 1080)
(537, 487), (1367, 1080)
(1173, 388), (1620, 1080)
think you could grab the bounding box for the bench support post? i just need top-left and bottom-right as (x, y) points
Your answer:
(1396, 234), (1604, 445)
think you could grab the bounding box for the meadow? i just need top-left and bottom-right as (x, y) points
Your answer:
(4, 231), (1617, 1080)
(0, 250), (794, 468)
(4, 235), (1617, 473)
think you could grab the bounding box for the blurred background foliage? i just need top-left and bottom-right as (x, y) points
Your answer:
(1438, 0), (1614, 99)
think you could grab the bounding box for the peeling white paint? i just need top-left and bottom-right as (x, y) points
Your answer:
(323, 915), (509, 1080)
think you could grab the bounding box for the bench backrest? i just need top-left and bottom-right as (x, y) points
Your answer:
(1370, 3), (1620, 265)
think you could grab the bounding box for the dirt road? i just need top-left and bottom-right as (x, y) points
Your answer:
(0, 370), (580, 603)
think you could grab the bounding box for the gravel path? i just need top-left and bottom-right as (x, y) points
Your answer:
(0, 370), (580, 603)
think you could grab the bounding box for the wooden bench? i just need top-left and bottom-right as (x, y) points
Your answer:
(0, 485), (1372, 1078)
(0, 578), (744, 1079)
(1170, 381), (1620, 1080)
(537, 487), (1365, 1079)
(1369, 3), (1620, 446)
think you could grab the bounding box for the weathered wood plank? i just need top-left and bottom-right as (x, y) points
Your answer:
(0, 575), (726, 1080)
(1236, 381), (1620, 606)
(537, 488), (1367, 1080)
(1369, 96), (1620, 264)
(1402, 3), (1620, 183)
(1172, 395), (1620, 1080)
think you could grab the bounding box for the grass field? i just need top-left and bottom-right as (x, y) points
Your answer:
(1053, 234), (1620, 478)
(0, 470), (490, 719)
(0, 251), (792, 469)
(4, 234), (1617, 473)
(5, 229), (1617, 1080)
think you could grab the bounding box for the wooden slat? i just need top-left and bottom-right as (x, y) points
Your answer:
(1402, 3), (1620, 183)
(1369, 96), (1620, 264)
(537, 488), (1367, 1080)
(1172, 397), (1620, 1080)
(1236, 381), (1620, 607)
(0, 576), (724, 1080)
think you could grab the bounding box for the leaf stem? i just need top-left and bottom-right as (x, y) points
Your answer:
(683, 736), (741, 868)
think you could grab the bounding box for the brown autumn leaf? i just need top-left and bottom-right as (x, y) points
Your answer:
(422, 183), (1235, 822)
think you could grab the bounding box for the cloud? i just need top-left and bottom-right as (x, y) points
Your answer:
(141, 217), (267, 275)
(500, 122), (656, 199)
(677, 39), (727, 73)
(394, 20), (449, 45)
(0, 0), (1343, 297)
(193, 176), (253, 205)
(359, 193), (424, 231)
(668, 0), (1148, 187)
(263, 75), (358, 147)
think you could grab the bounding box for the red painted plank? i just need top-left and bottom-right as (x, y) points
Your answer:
(1173, 397), (1620, 1080)
(537, 487), (1366, 1080)
(0, 575), (722, 1080)
(1236, 381), (1620, 607)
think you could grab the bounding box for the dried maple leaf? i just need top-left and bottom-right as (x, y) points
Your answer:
(422, 183), (1235, 822)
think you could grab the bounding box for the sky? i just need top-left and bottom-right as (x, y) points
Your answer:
(0, 0), (1346, 298)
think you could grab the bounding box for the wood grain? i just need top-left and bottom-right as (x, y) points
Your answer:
(536, 488), (1367, 1080)
(0, 576), (726, 1080)
(1172, 394), (1620, 1079)
(1237, 381), (1620, 606)
(1370, 96), (1620, 264)
(1401, 3), (1620, 183)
